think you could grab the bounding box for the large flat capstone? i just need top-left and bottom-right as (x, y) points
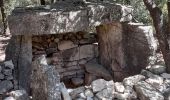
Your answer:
(8, 2), (132, 35)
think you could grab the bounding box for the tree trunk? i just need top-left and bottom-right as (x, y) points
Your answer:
(143, 0), (170, 73)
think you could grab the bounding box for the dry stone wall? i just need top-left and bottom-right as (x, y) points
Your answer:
(32, 32), (99, 87)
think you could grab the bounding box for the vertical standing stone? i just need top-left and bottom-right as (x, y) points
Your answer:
(5, 35), (32, 93)
(96, 22), (126, 81)
(31, 55), (61, 100)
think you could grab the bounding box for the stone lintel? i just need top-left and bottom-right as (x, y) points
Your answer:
(8, 2), (132, 35)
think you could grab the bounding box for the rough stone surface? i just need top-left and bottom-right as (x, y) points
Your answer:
(123, 74), (145, 87)
(70, 87), (85, 99)
(31, 55), (61, 100)
(85, 61), (112, 80)
(0, 80), (13, 94)
(114, 82), (125, 93)
(4, 60), (14, 69)
(122, 23), (158, 78)
(71, 78), (84, 86)
(60, 83), (71, 100)
(91, 79), (107, 93)
(148, 65), (166, 74)
(3, 69), (12, 76)
(8, 2), (132, 35)
(0, 73), (5, 79)
(135, 81), (164, 100)
(9, 90), (29, 100)
(84, 89), (94, 98)
(58, 40), (78, 51)
(161, 73), (170, 79)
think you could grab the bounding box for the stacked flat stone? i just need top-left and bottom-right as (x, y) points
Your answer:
(0, 60), (14, 95)
(32, 32), (98, 87)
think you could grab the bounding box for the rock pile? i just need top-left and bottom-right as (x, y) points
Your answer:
(61, 64), (170, 100)
(0, 60), (15, 95)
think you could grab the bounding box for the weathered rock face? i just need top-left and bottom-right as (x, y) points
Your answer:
(97, 22), (157, 81)
(8, 1), (132, 35)
(31, 55), (61, 100)
(123, 23), (158, 76)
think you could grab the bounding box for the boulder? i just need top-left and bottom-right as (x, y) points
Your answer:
(145, 75), (164, 91)
(91, 79), (107, 93)
(0, 73), (4, 79)
(95, 89), (114, 100)
(135, 81), (164, 100)
(84, 89), (94, 98)
(114, 92), (129, 100)
(59, 83), (71, 100)
(123, 74), (145, 87)
(58, 40), (78, 51)
(85, 61), (112, 80)
(4, 60), (14, 69)
(9, 90), (29, 100)
(148, 65), (166, 75)
(3, 69), (12, 76)
(141, 69), (155, 78)
(70, 87), (85, 99)
(114, 82), (125, 93)
(161, 73), (170, 79)
(0, 80), (13, 94)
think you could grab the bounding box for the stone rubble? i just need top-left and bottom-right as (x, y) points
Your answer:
(0, 60), (15, 95)
(59, 64), (170, 100)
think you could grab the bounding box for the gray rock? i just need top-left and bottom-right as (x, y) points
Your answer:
(95, 89), (113, 100)
(9, 90), (29, 100)
(84, 89), (94, 98)
(141, 69), (155, 78)
(8, 2), (132, 35)
(163, 88), (170, 100)
(161, 73), (170, 79)
(59, 83), (71, 100)
(114, 92), (129, 100)
(85, 62), (112, 80)
(148, 65), (166, 75)
(0, 80), (13, 94)
(5, 75), (14, 81)
(58, 40), (78, 51)
(4, 97), (16, 100)
(78, 92), (86, 99)
(70, 87), (85, 99)
(0, 73), (4, 79)
(4, 60), (14, 69)
(114, 82), (125, 93)
(91, 79), (107, 93)
(135, 81), (164, 100)
(3, 69), (12, 76)
(31, 55), (61, 100)
(87, 97), (93, 100)
(145, 75), (164, 91)
(123, 74), (145, 87)
(71, 78), (84, 86)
